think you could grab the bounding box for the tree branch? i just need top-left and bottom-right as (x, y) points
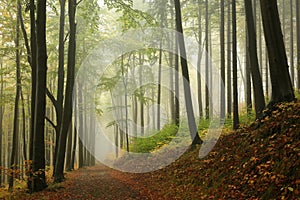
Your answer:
(18, 1), (32, 67)
(76, 0), (82, 6)
(64, 32), (70, 44)
(45, 116), (57, 130)
(46, 88), (58, 109)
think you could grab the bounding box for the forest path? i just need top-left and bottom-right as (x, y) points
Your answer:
(16, 165), (154, 200)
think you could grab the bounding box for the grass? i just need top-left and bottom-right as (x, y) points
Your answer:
(130, 110), (257, 154)
(129, 124), (179, 153)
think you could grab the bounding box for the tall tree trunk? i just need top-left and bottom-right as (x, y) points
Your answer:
(220, 0), (226, 121)
(78, 85), (84, 169)
(245, 30), (253, 114)
(90, 111), (95, 166)
(232, 0), (240, 129)
(205, 0), (210, 119)
(121, 55), (129, 152)
(297, 0), (300, 90)
(265, 48), (269, 98)
(260, 0), (295, 103)
(139, 53), (145, 135)
(0, 58), (3, 186)
(27, 0), (37, 191)
(70, 87), (78, 170)
(169, 1), (176, 123)
(115, 125), (119, 158)
(54, 0), (76, 182)
(290, 0), (294, 87)
(197, 0), (203, 119)
(244, 0), (266, 118)
(174, 35), (180, 126)
(53, 0), (66, 175)
(258, 5), (263, 75)
(227, 0), (232, 118)
(9, 4), (21, 189)
(157, 43), (162, 130)
(20, 90), (27, 162)
(65, 122), (72, 171)
(174, 0), (202, 145)
(31, 0), (48, 192)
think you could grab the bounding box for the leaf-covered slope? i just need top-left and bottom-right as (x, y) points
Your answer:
(111, 101), (300, 199)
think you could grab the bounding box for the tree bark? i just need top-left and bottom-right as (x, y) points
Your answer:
(174, 35), (180, 126)
(174, 0), (202, 145)
(53, 0), (66, 175)
(260, 0), (295, 104)
(232, 0), (240, 129)
(31, 0), (48, 192)
(65, 123), (73, 171)
(27, 0), (37, 191)
(244, 0), (266, 118)
(0, 56), (3, 186)
(205, 0), (209, 119)
(297, 0), (300, 90)
(245, 30), (253, 114)
(197, 0), (203, 119)
(227, 0), (232, 118)
(9, 4), (21, 189)
(220, 0), (226, 121)
(54, 0), (76, 182)
(290, 0), (294, 87)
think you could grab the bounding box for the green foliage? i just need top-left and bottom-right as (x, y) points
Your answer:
(130, 124), (178, 153)
(104, 0), (156, 31)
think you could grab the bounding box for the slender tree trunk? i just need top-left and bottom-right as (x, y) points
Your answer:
(297, 0), (300, 90)
(0, 59), (3, 186)
(227, 0), (232, 118)
(139, 53), (145, 135)
(265, 48), (269, 98)
(53, 0), (66, 174)
(121, 54), (129, 152)
(197, 0), (203, 119)
(174, 35), (180, 126)
(258, 5), (263, 75)
(290, 0), (294, 87)
(232, 0), (240, 129)
(70, 88), (78, 170)
(27, 0), (37, 191)
(90, 111), (95, 166)
(157, 43), (162, 130)
(78, 85), (84, 169)
(174, 0), (202, 145)
(115, 125), (119, 158)
(244, 0), (266, 118)
(9, 5), (21, 189)
(65, 122), (72, 171)
(220, 0), (226, 121)
(54, 0), (76, 182)
(245, 31), (253, 114)
(20, 90), (27, 161)
(169, 2), (175, 123)
(205, 0), (209, 119)
(31, 0), (48, 191)
(260, 0), (295, 103)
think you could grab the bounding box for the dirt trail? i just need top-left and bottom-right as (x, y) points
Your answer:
(13, 165), (153, 200)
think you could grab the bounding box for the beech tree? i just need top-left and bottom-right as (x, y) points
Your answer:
(174, 0), (202, 145)
(30, 0), (48, 192)
(54, 0), (77, 183)
(260, 0), (295, 104)
(244, 0), (266, 118)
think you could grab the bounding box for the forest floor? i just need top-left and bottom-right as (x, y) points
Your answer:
(2, 101), (300, 199)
